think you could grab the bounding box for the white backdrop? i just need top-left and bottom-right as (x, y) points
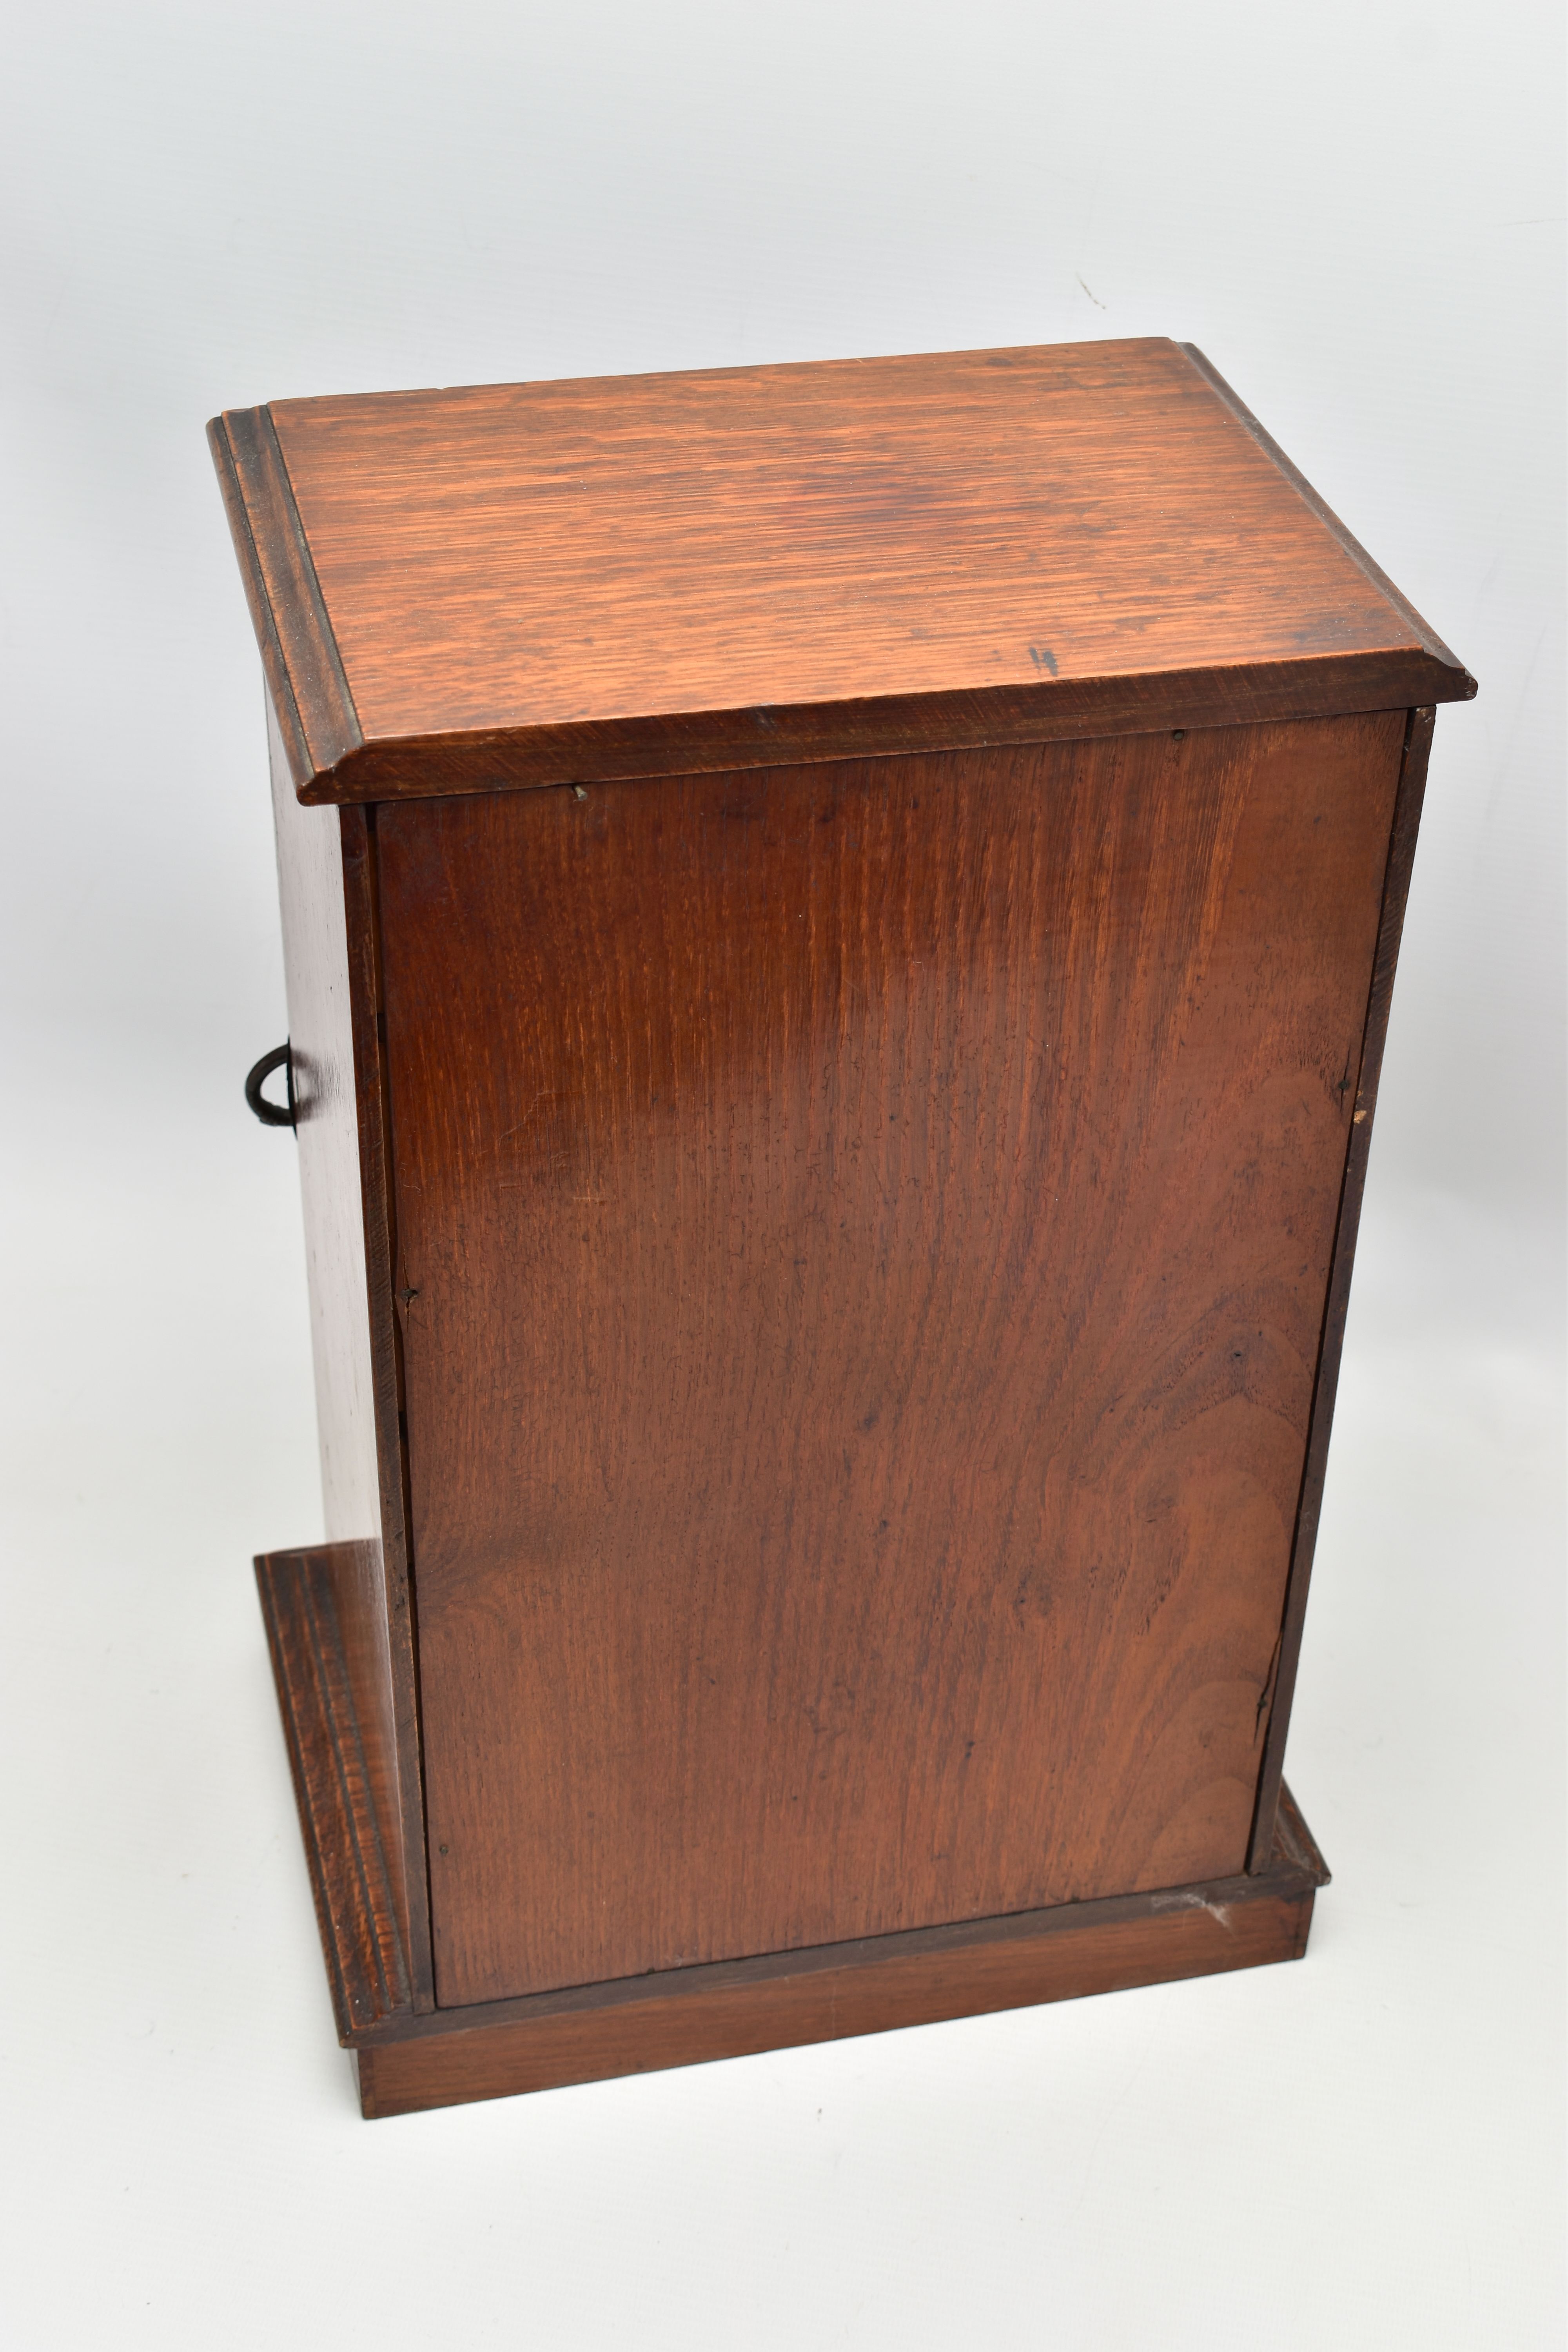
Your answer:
(2, 3), (1562, 2346)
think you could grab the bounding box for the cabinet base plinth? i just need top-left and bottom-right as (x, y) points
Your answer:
(258, 1545), (1330, 2122)
(355, 1874), (1322, 2120)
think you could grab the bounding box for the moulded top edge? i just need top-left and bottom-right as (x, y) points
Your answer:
(207, 338), (1475, 804)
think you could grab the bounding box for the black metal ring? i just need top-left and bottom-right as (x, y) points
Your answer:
(245, 1042), (296, 1129)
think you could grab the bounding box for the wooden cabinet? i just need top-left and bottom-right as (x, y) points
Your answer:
(212, 338), (1473, 2118)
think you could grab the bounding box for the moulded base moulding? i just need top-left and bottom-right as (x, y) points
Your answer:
(352, 1859), (1325, 2120)
(257, 1544), (1331, 2122)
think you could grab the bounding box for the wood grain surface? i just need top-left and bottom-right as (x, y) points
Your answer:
(256, 1546), (410, 2035)
(211, 413), (361, 786)
(267, 707), (434, 2002)
(211, 339), (1472, 803)
(354, 1855), (1319, 2118)
(250, 1514), (1326, 2098)
(254, 1514), (1325, 2111)
(376, 710), (1403, 2008)
(1247, 706), (1436, 1865)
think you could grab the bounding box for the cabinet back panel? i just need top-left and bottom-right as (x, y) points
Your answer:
(377, 714), (1403, 2007)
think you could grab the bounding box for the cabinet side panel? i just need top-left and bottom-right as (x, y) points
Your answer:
(381, 713), (1404, 2007)
(267, 698), (410, 1960)
(1246, 706), (1436, 1864)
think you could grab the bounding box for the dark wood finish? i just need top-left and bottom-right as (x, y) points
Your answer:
(212, 340), (1474, 806)
(267, 710), (434, 2004)
(352, 1779), (1326, 2051)
(218, 338), (1473, 2114)
(297, 655), (1463, 807)
(255, 1538), (1326, 2116)
(1177, 354), (1461, 675)
(377, 711), (1401, 2009)
(354, 1833), (1323, 2119)
(338, 803), (436, 2007)
(1247, 706), (1437, 1866)
(256, 1545), (409, 2034)
(1270, 1779), (1330, 1883)
(211, 411), (361, 788)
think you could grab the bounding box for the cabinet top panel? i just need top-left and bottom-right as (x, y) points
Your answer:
(209, 338), (1473, 804)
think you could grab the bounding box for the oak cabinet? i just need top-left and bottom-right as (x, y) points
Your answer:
(211, 338), (1473, 2117)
